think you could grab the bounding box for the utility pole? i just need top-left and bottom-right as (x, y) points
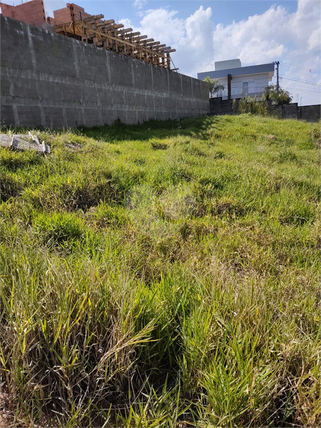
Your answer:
(227, 74), (232, 100)
(275, 61), (280, 92)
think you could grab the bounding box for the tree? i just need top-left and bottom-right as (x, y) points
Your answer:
(204, 76), (225, 98)
(263, 84), (292, 105)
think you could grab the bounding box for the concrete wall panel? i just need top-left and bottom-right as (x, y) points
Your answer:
(181, 74), (193, 98)
(1, 15), (209, 128)
(169, 72), (182, 95)
(132, 62), (153, 91)
(152, 67), (168, 94)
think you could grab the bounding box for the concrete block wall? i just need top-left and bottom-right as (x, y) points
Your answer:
(0, 0), (46, 26)
(268, 102), (321, 122)
(210, 97), (321, 122)
(275, 103), (299, 120)
(300, 105), (321, 122)
(210, 98), (237, 115)
(0, 15), (209, 129)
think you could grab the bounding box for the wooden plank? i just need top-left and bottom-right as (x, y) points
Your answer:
(99, 19), (114, 24)
(82, 14), (104, 22)
(118, 28), (133, 34)
(132, 35), (147, 42)
(124, 31), (141, 38)
(0, 134), (51, 154)
(109, 23), (124, 30)
(141, 38), (154, 44)
(0, 134), (12, 148)
(146, 41), (160, 47)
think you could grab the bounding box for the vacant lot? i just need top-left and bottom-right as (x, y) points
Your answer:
(1, 115), (320, 427)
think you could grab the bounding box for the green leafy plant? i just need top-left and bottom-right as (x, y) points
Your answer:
(238, 95), (268, 116)
(204, 76), (225, 97)
(264, 84), (292, 105)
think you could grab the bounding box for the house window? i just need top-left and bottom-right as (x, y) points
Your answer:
(242, 81), (248, 96)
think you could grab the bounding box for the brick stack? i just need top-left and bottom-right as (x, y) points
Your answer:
(53, 3), (91, 24)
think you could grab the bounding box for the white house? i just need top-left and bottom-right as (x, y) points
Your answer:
(198, 59), (275, 100)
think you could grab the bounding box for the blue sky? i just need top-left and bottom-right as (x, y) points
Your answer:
(41, 1), (299, 26)
(6, 1), (321, 105)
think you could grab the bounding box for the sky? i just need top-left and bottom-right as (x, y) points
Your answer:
(7, 0), (321, 105)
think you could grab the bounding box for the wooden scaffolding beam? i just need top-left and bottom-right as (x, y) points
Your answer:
(55, 14), (176, 70)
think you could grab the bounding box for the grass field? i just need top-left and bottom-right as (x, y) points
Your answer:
(0, 114), (320, 427)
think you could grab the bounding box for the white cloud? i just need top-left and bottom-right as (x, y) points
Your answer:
(289, 0), (321, 48)
(133, 0), (147, 10)
(212, 5), (291, 66)
(308, 27), (321, 51)
(127, 3), (295, 75)
(122, 6), (214, 74)
(118, 18), (134, 29)
(136, 8), (185, 45)
(43, 0), (65, 17)
(122, 0), (320, 104)
(176, 7), (215, 74)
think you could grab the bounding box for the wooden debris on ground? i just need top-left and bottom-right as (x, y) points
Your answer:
(0, 132), (51, 154)
(55, 14), (176, 70)
(265, 135), (278, 140)
(64, 142), (82, 151)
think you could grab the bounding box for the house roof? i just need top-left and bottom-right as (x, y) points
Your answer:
(197, 62), (275, 80)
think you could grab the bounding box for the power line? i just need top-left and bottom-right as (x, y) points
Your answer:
(291, 88), (321, 94)
(281, 82), (321, 93)
(280, 61), (317, 74)
(280, 79), (321, 91)
(280, 76), (321, 86)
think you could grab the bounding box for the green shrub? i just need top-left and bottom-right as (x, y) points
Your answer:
(264, 84), (292, 105)
(238, 95), (268, 116)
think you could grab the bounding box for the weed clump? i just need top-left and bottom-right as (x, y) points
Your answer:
(0, 171), (24, 202)
(33, 212), (85, 248)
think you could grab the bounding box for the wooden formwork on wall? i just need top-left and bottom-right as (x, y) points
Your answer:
(55, 14), (177, 70)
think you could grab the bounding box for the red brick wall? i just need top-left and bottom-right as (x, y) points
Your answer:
(54, 3), (91, 24)
(46, 16), (56, 25)
(0, 0), (46, 26)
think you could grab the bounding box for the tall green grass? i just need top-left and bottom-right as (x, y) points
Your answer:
(1, 115), (320, 427)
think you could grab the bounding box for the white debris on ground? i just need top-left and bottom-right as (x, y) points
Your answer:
(0, 132), (51, 154)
